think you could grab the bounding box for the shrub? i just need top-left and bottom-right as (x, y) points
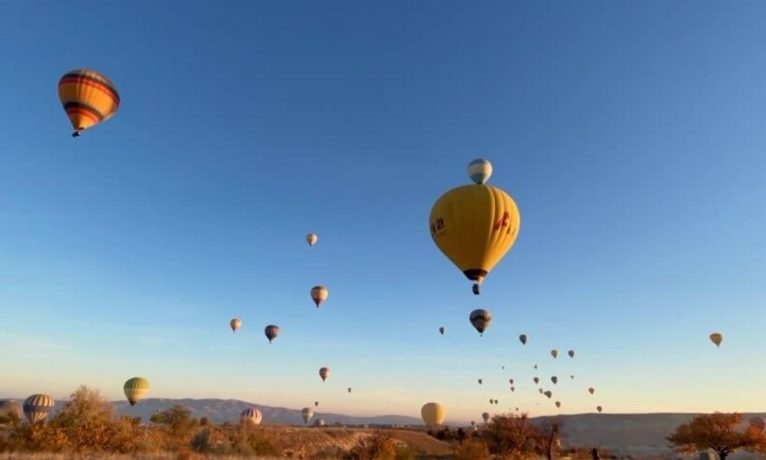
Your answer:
(454, 438), (490, 460)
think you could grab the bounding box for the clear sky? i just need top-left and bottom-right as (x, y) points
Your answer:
(1, 1), (765, 423)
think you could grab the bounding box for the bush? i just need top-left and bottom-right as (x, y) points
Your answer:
(454, 438), (490, 460)
(347, 434), (398, 460)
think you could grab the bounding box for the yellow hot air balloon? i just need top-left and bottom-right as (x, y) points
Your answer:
(230, 318), (241, 333)
(710, 332), (723, 347)
(307, 233), (318, 246)
(58, 69), (119, 137)
(421, 402), (446, 427)
(123, 377), (149, 406)
(311, 286), (328, 308)
(430, 160), (520, 295)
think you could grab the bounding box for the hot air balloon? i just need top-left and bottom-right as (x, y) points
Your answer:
(550, 349), (558, 359)
(467, 159), (493, 185)
(533, 377), (539, 385)
(482, 412), (490, 423)
(123, 377), (149, 406)
(430, 159), (520, 295)
(301, 407), (314, 423)
(264, 325), (280, 343)
(470, 421), (476, 427)
(551, 376), (558, 385)
(555, 401), (561, 409)
(538, 388), (543, 394)
(421, 402), (446, 427)
(311, 286), (328, 308)
(469, 309), (492, 336)
(478, 378), (483, 385)
(519, 334), (528, 345)
(58, 69), (120, 137)
(22, 394), (54, 424)
(597, 406), (603, 413)
(347, 387), (352, 394)
(749, 417), (766, 431)
(489, 398), (493, 404)
(533, 364), (538, 370)
(439, 326), (445, 335)
(570, 375), (575, 380)
(509, 378), (514, 385)
(306, 233), (318, 246)
(510, 386), (515, 392)
(241, 407), (262, 425)
(314, 418), (326, 427)
(544, 391), (552, 399)
(568, 350), (575, 358)
(230, 318), (241, 333)
(588, 387), (595, 395)
(710, 333), (723, 347)
(319, 367), (330, 382)
(493, 399), (499, 405)
(314, 401), (319, 407)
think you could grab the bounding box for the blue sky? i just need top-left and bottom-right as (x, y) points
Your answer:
(1, 1), (765, 422)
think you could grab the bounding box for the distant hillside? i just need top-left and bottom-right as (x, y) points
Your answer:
(112, 398), (423, 427)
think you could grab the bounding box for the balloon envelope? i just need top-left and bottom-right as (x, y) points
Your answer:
(306, 233), (318, 246)
(301, 407), (314, 423)
(241, 407), (262, 425)
(568, 350), (575, 358)
(319, 367), (330, 382)
(467, 159), (493, 184)
(421, 402), (446, 427)
(230, 318), (241, 333)
(439, 326), (445, 335)
(264, 325), (280, 343)
(482, 412), (490, 423)
(311, 286), (329, 307)
(469, 309), (492, 335)
(23, 394), (54, 424)
(519, 334), (528, 345)
(550, 349), (558, 359)
(58, 69), (120, 136)
(430, 183), (520, 291)
(123, 377), (149, 406)
(710, 332), (723, 347)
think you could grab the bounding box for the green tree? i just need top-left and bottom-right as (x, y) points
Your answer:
(48, 385), (116, 452)
(150, 404), (199, 452)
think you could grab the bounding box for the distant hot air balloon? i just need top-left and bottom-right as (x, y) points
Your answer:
(538, 388), (543, 394)
(749, 417), (766, 431)
(555, 401), (561, 409)
(347, 387), (352, 394)
(510, 386), (515, 392)
(597, 406), (603, 413)
(301, 407), (314, 423)
(568, 350), (575, 358)
(469, 309), (492, 336)
(430, 160), (520, 295)
(311, 286), (329, 308)
(230, 318), (241, 333)
(544, 391), (552, 399)
(306, 233), (318, 246)
(314, 418), (326, 427)
(23, 394), (54, 424)
(314, 401), (319, 407)
(533, 377), (539, 385)
(123, 377), (149, 406)
(482, 412), (491, 423)
(493, 399), (499, 405)
(478, 378), (483, 385)
(421, 402), (446, 427)
(467, 158), (493, 185)
(588, 387), (595, 395)
(264, 325), (280, 343)
(241, 407), (262, 425)
(551, 376), (558, 385)
(509, 378), (514, 385)
(489, 398), (493, 404)
(570, 375), (575, 380)
(319, 367), (330, 382)
(533, 364), (538, 370)
(470, 420), (476, 427)
(439, 326), (445, 335)
(550, 349), (558, 359)
(710, 332), (723, 347)
(519, 334), (528, 345)
(58, 69), (120, 137)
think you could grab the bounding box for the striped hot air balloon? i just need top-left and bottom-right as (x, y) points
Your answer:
(301, 407), (314, 423)
(123, 377), (150, 406)
(23, 394), (54, 424)
(58, 69), (119, 137)
(240, 407), (262, 425)
(467, 159), (493, 185)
